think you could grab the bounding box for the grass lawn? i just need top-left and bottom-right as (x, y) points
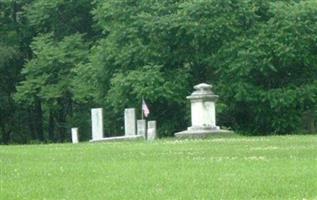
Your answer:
(1, 135), (317, 199)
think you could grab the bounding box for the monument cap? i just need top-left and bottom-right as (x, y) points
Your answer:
(187, 83), (218, 101)
(194, 83), (213, 90)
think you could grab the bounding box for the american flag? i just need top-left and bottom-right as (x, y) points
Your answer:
(142, 99), (150, 118)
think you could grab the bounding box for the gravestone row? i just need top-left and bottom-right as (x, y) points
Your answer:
(71, 83), (232, 143)
(71, 108), (156, 143)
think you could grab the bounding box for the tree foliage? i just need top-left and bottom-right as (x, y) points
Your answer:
(1, 0), (317, 143)
(214, 0), (317, 134)
(15, 34), (89, 141)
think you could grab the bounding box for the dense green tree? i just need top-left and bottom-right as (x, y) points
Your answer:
(25, 0), (96, 39)
(0, 45), (19, 143)
(83, 0), (259, 136)
(1, 0), (317, 143)
(214, 0), (317, 134)
(11, 0), (96, 143)
(0, 0), (34, 143)
(15, 34), (89, 141)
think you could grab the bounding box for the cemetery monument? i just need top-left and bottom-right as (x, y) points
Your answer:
(175, 83), (232, 138)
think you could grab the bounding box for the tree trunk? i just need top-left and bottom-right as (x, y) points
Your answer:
(1, 126), (10, 144)
(34, 97), (44, 141)
(27, 108), (36, 140)
(48, 110), (55, 142)
(303, 110), (316, 133)
(57, 109), (66, 142)
(56, 95), (73, 142)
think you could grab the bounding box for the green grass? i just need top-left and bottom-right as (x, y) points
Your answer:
(1, 135), (317, 200)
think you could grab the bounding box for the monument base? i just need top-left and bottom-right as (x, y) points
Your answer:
(90, 135), (144, 143)
(175, 128), (234, 139)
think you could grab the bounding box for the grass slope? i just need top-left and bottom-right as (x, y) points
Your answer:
(1, 135), (317, 199)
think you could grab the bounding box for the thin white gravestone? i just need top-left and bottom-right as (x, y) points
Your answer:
(124, 108), (136, 136)
(147, 121), (156, 141)
(71, 128), (79, 144)
(137, 120), (146, 137)
(91, 108), (104, 140)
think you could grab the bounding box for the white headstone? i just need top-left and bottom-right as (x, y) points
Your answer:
(137, 120), (146, 137)
(147, 121), (156, 141)
(91, 108), (104, 140)
(124, 108), (136, 136)
(71, 128), (79, 144)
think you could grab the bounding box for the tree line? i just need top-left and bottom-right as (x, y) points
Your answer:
(1, 0), (317, 144)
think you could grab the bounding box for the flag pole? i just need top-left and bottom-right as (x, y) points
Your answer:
(141, 97), (144, 120)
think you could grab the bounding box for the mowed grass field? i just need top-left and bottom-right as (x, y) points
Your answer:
(1, 135), (317, 200)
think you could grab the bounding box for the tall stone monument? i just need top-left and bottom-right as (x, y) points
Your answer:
(91, 108), (104, 141)
(124, 108), (136, 136)
(71, 127), (79, 144)
(175, 83), (231, 138)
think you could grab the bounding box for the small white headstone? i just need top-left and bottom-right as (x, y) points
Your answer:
(137, 120), (146, 137)
(147, 121), (157, 141)
(71, 128), (79, 144)
(124, 108), (136, 136)
(91, 108), (104, 140)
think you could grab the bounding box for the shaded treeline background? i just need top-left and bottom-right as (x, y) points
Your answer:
(1, 0), (317, 144)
